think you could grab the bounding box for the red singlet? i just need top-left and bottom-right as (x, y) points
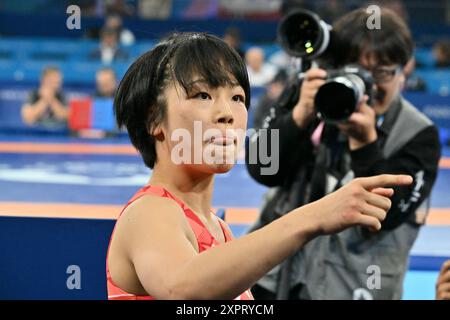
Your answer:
(106, 185), (254, 300)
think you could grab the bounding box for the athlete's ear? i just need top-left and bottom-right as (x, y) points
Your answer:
(148, 122), (164, 141)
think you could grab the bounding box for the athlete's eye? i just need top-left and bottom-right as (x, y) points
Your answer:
(232, 95), (245, 103)
(192, 92), (211, 100)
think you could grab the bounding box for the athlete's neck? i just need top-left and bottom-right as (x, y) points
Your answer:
(149, 161), (215, 221)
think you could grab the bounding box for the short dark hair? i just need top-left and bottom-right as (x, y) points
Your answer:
(331, 7), (414, 67)
(114, 32), (250, 169)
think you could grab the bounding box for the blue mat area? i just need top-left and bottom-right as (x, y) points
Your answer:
(410, 226), (450, 257)
(0, 152), (268, 207)
(403, 271), (439, 300)
(429, 169), (450, 208)
(1, 149), (448, 209)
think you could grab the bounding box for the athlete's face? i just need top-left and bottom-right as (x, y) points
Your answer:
(154, 77), (248, 174)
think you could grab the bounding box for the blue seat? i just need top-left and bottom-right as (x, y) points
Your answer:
(0, 60), (19, 81)
(129, 41), (156, 59)
(414, 69), (450, 95)
(62, 61), (101, 84)
(60, 61), (131, 84)
(415, 47), (435, 69)
(109, 62), (131, 80)
(38, 38), (95, 53)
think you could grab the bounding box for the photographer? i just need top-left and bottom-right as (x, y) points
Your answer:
(246, 8), (441, 299)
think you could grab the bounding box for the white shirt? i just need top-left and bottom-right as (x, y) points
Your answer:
(247, 63), (278, 87)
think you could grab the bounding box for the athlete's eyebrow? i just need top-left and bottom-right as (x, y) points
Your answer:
(186, 79), (209, 87)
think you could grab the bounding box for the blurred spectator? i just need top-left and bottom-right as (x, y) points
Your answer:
(138, 0), (173, 19)
(219, 0), (281, 19)
(182, 0), (218, 19)
(21, 66), (68, 126)
(223, 27), (245, 59)
(105, 14), (135, 46)
(368, 0), (408, 21)
(432, 39), (450, 68)
(317, 0), (346, 23)
(280, 0), (313, 15)
(436, 260), (450, 300)
(105, 0), (135, 17)
(95, 68), (118, 98)
(90, 27), (129, 64)
(75, 68), (119, 139)
(253, 69), (288, 129)
(77, 0), (103, 17)
(245, 47), (277, 87)
(404, 57), (427, 92)
(268, 49), (294, 73)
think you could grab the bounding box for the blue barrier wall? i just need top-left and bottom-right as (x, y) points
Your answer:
(0, 216), (447, 299)
(0, 216), (114, 300)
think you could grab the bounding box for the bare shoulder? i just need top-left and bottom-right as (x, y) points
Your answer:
(120, 194), (186, 227)
(108, 194), (199, 296)
(110, 193), (198, 257)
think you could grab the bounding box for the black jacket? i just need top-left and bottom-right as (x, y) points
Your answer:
(246, 95), (441, 230)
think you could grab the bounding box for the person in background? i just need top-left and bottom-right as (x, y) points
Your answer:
(105, 14), (135, 46)
(253, 69), (288, 130)
(105, 0), (135, 17)
(90, 27), (129, 65)
(246, 7), (441, 300)
(432, 39), (450, 68)
(317, 0), (346, 24)
(403, 57), (427, 92)
(21, 66), (68, 127)
(137, 0), (173, 19)
(436, 260), (450, 300)
(245, 47), (277, 87)
(223, 27), (245, 59)
(268, 49), (294, 74)
(75, 68), (118, 139)
(95, 67), (118, 98)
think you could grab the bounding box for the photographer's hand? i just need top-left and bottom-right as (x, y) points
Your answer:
(436, 260), (450, 300)
(337, 95), (377, 150)
(292, 68), (326, 128)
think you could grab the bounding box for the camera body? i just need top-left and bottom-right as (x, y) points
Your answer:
(278, 9), (374, 123)
(314, 65), (373, 123)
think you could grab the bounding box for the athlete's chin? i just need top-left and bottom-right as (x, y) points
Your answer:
(197, 160), (233, 174)
(211, 163), (235, 174)
(203, 154), (237, 174)
(183, 161), (235, 174)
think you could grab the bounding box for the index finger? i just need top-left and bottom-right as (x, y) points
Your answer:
(358, 174), (413, 190)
